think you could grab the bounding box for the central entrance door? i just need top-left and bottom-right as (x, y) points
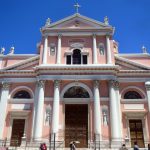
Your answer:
(65, 104), (88, 148)
(10, 119), (25, 146)
(129, 120), (145, 148)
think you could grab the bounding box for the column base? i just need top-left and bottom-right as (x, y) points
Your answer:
(111, 139), (123, 148)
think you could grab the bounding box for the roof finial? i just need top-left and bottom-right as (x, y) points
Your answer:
(9, 46), (15, 55)
(142, 45), (147, 53)
(104, 16), (109, 25)
(74, 3), (81, 14)
(0, 47), (5, 55)
(45, 18), (51, 26)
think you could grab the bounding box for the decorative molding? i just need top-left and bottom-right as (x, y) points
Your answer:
(2, 56), (40, 71)
(109, 80), (119, 89)
(115, 55), (150, 70)
(9, 86), (34, 99)
(42, 13), (112, 30)
(2, 82), (10, 90)
(145, 82), (150, 91)
(60, 81), (93, 98)
(8, 98), (34, 104)
(54, 80), (60, 88)
(37, 80), (45, 88)
(120, 86), (146, 99)
(94, 80), (99, 88)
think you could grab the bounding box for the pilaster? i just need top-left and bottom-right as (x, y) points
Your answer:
(0, 82), (10, 139)
(56, 34), (62, 64)
(93, 34), (97, 64)
(42, 35), (48, 64)
(145, 82), (150, 112)
(106, 35), (112, 64)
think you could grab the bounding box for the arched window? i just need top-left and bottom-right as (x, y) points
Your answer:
(64, 86), (90, 98)
(13, 90), (31, 99)
(73, 49), (81, 64)
(124, 91), (142, 99)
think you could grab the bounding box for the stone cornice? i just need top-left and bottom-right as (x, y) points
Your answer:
(115, 53), (150, 58)
(118, 70), (150, 77)
(0, 70), (36, 77)
(115, 55), (150, 70)
(0, 54), (38, 58)
(41, 13), (112, 29)
(1, 55), (40, 70)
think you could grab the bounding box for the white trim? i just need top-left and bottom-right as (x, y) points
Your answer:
(0, 54), (38, 59)
(9, 86), (34, 99)
(120, 86), (146, 99)
(115, 55), (150, 70)
(119, 78), (150, 82)
(121, 99), (147, 104)
(42, 13), (111, 29)
(60, 82), (93, 98)
(2, 56), (39, 70)
(8, 98), (34, 104)
(125, 116), (148, 148)
(115, 53), (150, 58)
(7, 114), (29, 140)
(0, 78), (36, 83)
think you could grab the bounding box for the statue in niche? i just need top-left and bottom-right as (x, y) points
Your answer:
(102, 108), (108, 126)
(99, 44), (105, 55)
(44, 106), (51, 126)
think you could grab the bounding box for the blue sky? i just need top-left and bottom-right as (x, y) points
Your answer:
(0, 0), (149, 54)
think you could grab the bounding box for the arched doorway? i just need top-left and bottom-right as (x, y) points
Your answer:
(64, 86), (89, 148)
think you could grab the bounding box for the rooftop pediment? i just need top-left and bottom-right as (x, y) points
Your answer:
(41, 13), (114, 33)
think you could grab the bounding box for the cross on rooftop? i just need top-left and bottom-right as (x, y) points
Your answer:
(74, 3), (81, 13)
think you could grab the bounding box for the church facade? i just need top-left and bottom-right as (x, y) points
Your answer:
(0, 13), (150, 149)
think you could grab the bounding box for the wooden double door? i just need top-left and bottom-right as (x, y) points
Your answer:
(65, 104), (88, 148)
(129, 120), (144, 148)
(10, 119), (25, 146)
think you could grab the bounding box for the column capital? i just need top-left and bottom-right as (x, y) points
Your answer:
(2, 82), (10, 90)
(145, 82), (150, 90)
(109, 80), (119, 89)
(94, 80), (99, 88)
(145, 84), (150, 91)
(54, 80), (60, 88)
(58, 34), (62, 38)
(106, 33), (111, 37)
(44, 35), (48, 38)
(37, 80), (45, 88)
(93, 33), (97, 38)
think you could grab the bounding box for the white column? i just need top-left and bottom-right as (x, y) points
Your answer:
(93, 34), (97, 64)
(31, 83), (38, 139)
(106, 35), (112, 64)
(93, 80), (101, 140)
(52, 80), (60, 133)
(0, 82), (10, 139)
(115, 81), (123, 139)
(33, 80), (45, 140)
(42, 36), (48, 64)
(145, 82), (150, 111)
(56, 34), (62, 64)
(109, 80), (122, 147)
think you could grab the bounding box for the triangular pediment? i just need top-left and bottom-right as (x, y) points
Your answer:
(1, 55), (40, 71)
(44, 13), (112, 30)
(115, 56), (150, 70)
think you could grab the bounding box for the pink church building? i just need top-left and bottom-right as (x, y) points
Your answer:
(0, 12), (150, 149)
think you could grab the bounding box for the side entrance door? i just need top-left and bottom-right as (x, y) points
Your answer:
(10, 119), (25, 146)
(65, 104), (88, 148)
(129, 120), (145, 148)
